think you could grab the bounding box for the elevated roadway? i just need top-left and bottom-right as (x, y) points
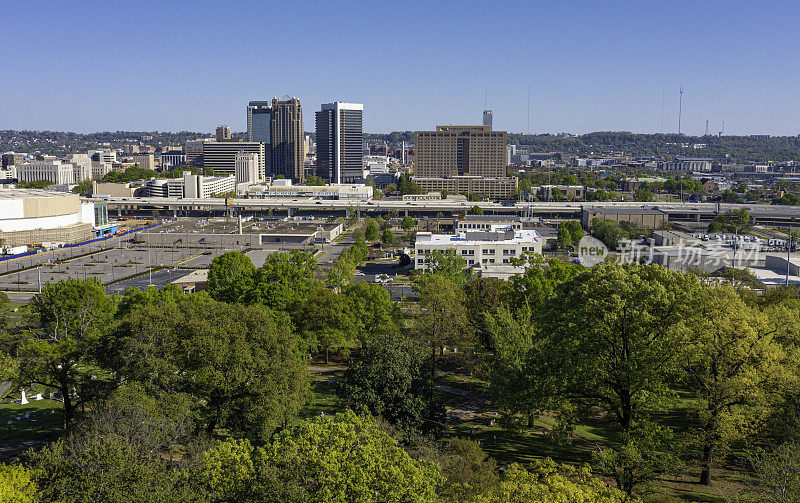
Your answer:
(88, 196), (800, 225)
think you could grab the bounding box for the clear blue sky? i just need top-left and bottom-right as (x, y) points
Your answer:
(2, 0), (799, 136)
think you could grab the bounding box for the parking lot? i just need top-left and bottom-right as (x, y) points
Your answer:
(105, 268), (196, 294)
(0, 243), (238, 293)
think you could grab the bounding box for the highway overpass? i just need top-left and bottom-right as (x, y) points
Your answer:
(87, 196), (800, 226)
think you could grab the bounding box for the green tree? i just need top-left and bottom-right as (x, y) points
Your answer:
(293, 286), (356, 362)
(108, 300), (309, 442)
(71, 179), (93, 196)
(364, 217), (380, 241)
(381, 228), (396, 245)
(536, 264), (699, 431)
(591, 218), (628, 250)
(305, 175), (326, 186)
(202, 411), (442, 502)
(16, 179), (54, 189)
(421, 249), (467, 285)
(473, 460), (630, 503)
(556, 226), (572, 250)
(15, 278), (116, 430)
(207, 251), (256, 303)
(401, 215), (416, 230)
(507, 254), (581, 312)
(247, 250), (318, 311)
(340, 334), (444, 433)
(398, 173), (424, 195)
(30, 385), (206, 503)
(679, 286), (796, 485)
(0, 464), (37, 503)
(463, 276), (511, 351)
(414, 274), (471, 375)
(591, 421), (682, 496)
(749, 442), (800, 502)
(562, 220), (584, 247)
(468, 205), (484, 215)
(343, 282), (398, 344)
(435, 438), (499, 502)
(634, 185), (653, 202)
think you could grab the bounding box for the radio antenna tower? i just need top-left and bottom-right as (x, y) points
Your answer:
(678, 86), (684, 134)
(526, 84), (531, 134)
(705, 119), (709, 136)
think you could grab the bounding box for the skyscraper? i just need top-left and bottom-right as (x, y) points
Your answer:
(247, 101), (272, 175)
(247, 101), (272, 143)
(270, 97), (304, 182)
(483, 110), (493, 128)
(216, 125), (231, 142)
(315, 102), (364, 184)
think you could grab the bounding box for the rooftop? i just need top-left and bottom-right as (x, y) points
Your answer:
(417, 227), (540, 246)
(0, 189), (78, 200)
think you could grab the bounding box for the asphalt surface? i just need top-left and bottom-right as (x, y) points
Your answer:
(106, 268), (195, 294)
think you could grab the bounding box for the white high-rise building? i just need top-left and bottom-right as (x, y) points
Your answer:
(18, 160), (75, 185)
(235, 151), (260, 185)
(89, 150), (117, 164)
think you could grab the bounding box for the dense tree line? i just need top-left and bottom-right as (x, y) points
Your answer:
(3, 243), (800, 501)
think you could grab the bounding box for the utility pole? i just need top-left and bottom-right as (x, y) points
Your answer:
(678, 86), (684, 135)
(787, 224), (793, 287)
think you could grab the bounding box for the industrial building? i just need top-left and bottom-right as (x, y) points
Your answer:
(581, 206), (669, 229)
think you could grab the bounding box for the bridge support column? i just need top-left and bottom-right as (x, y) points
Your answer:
(287, 207), (293, 218)
(173, 208), (177, 218)
(405, 209), (409, 217)
(117, 206), (122, 217)
(696, 214), (701, 222)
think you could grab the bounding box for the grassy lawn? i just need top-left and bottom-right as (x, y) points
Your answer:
(0, 397), (63, 444)
(301, 369), (344, 418)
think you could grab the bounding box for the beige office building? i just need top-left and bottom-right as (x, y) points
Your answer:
(216, 125), (231, 142)
(413, 175), (518, 200)
(270, 97), (305, 182)
(414, 125), (507, 178)
(133, 153), (155, 171)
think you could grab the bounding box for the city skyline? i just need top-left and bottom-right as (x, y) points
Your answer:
(2, 1), (799, 136)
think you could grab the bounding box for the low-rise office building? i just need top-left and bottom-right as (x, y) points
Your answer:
(160, 152), (186, 170)
(536, 185), (585, 201)
(202, 141), (265, 178)
(415, 226), (542, 270)
(247, 181), (373, 200)
(17, 160), (75, 185)
(663, 158), (713, 172)
(412, 176), (518, 201)
(133, 153), (155, 171)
